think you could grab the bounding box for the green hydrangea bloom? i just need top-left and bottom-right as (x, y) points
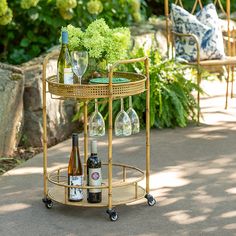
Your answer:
(56, 0), (77, 10)
(83, 33), (105, 59)
(87, 0), (103, 15)
(105, 28), (131, 63)
(0, 7), (12, 25)
(0, 0), (7, 16)
(66, 24), (84, 51)
(59, 8), (74, 20)
(84, 18), (109, 38)
(82, 19), (110, 59)
(21, 0), (40, 9)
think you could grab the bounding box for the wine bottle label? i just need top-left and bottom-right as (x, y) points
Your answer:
(64, 68), (73, 84)
(69, 175), (83, 201)
(88, 168), (102, 193)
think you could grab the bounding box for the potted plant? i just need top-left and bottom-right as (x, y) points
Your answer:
(63, 18), (131, 79)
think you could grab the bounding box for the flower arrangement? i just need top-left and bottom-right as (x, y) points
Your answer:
(64, 18), (131, 67)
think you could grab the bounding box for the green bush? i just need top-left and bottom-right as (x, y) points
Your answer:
(78, 47), (199, 129)
(0, 0), (146, 65)
(123, 48), (199, 128)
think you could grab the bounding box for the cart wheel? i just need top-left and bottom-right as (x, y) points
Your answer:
(45, 200), (53, 209)
(148, 198), (156, 206)
(106, 209), (118, 222)
(42, 198), (53, 209)
(145, 194), (156, 207)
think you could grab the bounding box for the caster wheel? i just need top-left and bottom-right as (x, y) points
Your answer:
(42, 198), (53, 209)
(110, 211), (118, 221)
(145, 194), (156, 207)
(106, 209), (118, 222)
(148, 198), (156, 206)
(45, 200), (53, 209)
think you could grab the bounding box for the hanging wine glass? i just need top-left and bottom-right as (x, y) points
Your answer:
(126, 96), (140, 135)
(89, 99), (105, 137)
(71, 51), (88, 84)
(114, 98), (131, 136)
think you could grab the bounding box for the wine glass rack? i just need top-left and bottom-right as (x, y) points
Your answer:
(42, 51), (156, 221)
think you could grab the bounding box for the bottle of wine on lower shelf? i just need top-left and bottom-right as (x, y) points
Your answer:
(87, 140), (102, 203)
(68, 133), (83, 202)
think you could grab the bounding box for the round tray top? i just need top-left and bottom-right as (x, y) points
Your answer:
(46, 72), (146, 99)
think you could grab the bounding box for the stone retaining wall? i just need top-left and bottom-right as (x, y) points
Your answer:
(0, 64), (24, 156)
(0, 51), (79, 156)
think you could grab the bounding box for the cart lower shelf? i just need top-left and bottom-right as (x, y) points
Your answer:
(48, 184), (146, 207)
(47, 163), (146, 207)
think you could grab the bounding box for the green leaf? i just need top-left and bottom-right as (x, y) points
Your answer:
(20, 38), (30, 47)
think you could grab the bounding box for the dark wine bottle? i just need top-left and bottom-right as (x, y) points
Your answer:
(87, 140), (102, 203)
(57, 30), (74, 84)
(68, 133), (83, 202)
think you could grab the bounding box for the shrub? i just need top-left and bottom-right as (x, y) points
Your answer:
(0, 0), (146, 65)
(77, 47), (199, 129)
(126, 47), (199, 128)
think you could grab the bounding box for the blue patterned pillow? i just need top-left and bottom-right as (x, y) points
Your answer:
(196, 3), (225, 59)
(171, 3), (225, 61)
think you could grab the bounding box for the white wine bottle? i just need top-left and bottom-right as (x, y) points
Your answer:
(68, 133), (83, 202)
(57, 30), (74, 84)
(87, 140), (102, 203)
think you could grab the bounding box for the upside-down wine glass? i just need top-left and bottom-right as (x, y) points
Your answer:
(71, 51), (88, 84)
(126, 96), (140, 134)
(88, 99), (105, 137)
(114, 98), (131, 136)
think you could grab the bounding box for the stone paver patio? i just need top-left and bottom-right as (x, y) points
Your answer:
(1, 79), (236, 236)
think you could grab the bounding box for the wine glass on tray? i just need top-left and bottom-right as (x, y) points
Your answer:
(71, 51), (88, 84)
(89, 99), (105, 137)
(114, 98), (131, 136)
(126, 96), (140, 135)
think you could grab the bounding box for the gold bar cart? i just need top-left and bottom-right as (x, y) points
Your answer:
(41, 52), (156, 221)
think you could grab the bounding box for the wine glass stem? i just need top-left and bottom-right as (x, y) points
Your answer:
(121, 98), (124, 111)
(79, 76), (82, 85)
(95, 99), (98, 112)
(129, 96), (132, 108)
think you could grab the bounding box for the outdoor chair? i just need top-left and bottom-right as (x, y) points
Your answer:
(223, 28), (236, 98)
(164, 0), (236, 123)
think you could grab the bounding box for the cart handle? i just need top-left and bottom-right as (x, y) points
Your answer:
(108, 57), (149, 95)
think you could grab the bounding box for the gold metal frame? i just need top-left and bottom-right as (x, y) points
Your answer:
(42, 52), (151, 212)
(165, 0), (236, 123)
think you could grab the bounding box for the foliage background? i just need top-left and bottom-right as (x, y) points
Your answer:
(0, 0), (202, 128)
(1, 0), (236, 65)
(80, 47), (199, 129)
(0, 0), (147, 65)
